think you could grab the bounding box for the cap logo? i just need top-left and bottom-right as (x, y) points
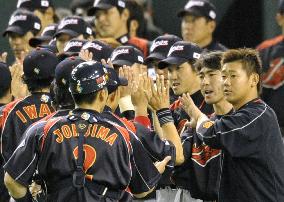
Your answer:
(86, 27), (92, 35)
(96, 75), (108, 88)
(42, 25), (56, 35)
(193, 52), (201, 59)
(34, 22), (41, 30)
(64, 41), (83, 52)
(138, 56), (144, 63)
(61, 78), (67, 85)
(9, 15), (27, 25)
(185, 1), (204, 9)
(94, 0), (100, 6)
(17, 0), (31, 8)
(58, 19), (79, 29)
(83, 42), (102, 51)
(41, 0), (49, 7)
(150, 40), (169, 52)
(118, 0), (126, 8)
(111, 49), (129, 61)
(167, 45), (184, 56)
(76, 82), (83, 93)
(209, 10), (216, 19)
(34, 68), (40, 75)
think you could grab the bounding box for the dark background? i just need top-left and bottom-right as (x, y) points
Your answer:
(0, 0), (281, 64)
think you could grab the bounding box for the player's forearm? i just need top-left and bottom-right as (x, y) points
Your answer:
(4, 172), (28, 199)
(161, 123), (184, 165)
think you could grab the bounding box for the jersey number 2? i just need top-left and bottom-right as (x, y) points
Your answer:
(73, 144), (96, 180)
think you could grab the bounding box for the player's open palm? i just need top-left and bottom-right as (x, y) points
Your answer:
(148, 75), (170, 111)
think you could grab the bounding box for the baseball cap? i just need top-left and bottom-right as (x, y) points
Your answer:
(39, 38), (58, 53)
(55, 56), (85, 88)
(278, 0), (284, 13)
(88, 0), (126, 16)
(29, 23), (57, 47)
(58, 39), (88, 61)
(158, 41), (202, 69)
(17, 0), (54, 11)
(145, 35), (182, 64)
(23, 48), (59, 79)
(106, 66), (128, 94)
(69, 61), (116, 94)
(3, 9), (41, 37)
(110, 45), (144, 67)
(0, 62), (12, 90)
(81, 40), (114, 62)
(54, 16), (93, 38)
(177, 0), (217, 20)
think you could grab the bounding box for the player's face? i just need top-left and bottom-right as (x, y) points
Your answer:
(8, 32), (33, 60)
(152, 60), (169, 82)
(95, 7), (126, 38)
(168, 62), (197, 95)
(198, 67), (224, 104)
(221, 61), (256, 108)
(181, 15), (213, 45)
(56, 33), (72, 53)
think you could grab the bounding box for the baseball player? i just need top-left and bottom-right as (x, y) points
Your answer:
(0, 62), (13, 202)
(180, 48), (284, 202)
(0, 48), (58, 163)
(256, 0), (284, 136)
(88, 0), (150, 56)
(172, 52), (233, 202)
(3, 61), (170, 202)
(29, 23), (58, 48)
(178, 0), (227, 51)
(155, 41), (213, 201)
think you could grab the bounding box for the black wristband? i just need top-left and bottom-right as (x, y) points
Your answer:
(156, 108), (174, 126)
(13, 191), (33, 202)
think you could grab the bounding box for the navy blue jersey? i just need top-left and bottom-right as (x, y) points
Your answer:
(0, 93), (54, 162)
(203, 40), (227, 52)
(4, 109), (160, 202)
(197, 99), (284, 202)
(257, 35), (284, 134)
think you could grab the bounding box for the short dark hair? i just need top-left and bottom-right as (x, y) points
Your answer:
(72, 91), (99, 105)
(51, 81), (74, 109)
(195, 51), (223, 72)
(22, 76), (53, 93)
(221, 48), (262, 94)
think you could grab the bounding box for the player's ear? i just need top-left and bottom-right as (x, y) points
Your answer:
(208, 20), (216, 33)
(250, 73), (259, 88)
(121, 8), (130, 22)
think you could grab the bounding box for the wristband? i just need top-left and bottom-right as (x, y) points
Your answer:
(156, 108), (174, 127)
(13, 191), (33, 202)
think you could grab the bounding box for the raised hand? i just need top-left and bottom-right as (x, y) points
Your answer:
(0, 52), (7, 63)
(79, 49), (93, 61)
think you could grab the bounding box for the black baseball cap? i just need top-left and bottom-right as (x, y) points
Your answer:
(158, 41), (202, 69)
(110, 45), (144, 67)
(39, 38), (58, 54)
(17, 0), (54, 11)
(54, 16), (93, 38)
(23, 48), (59, 79)
(58, 39), (88, 61)
(278, 0), (284, 13)
(145, 35), (182, 64)
(177, 0), (217, 20)
(88, 0), (126, 16)
(29, 23), (57, 47)
(3, 9), (41, 37)
(69, 61), (116, 94)
(55, 56), (85, 88)
(0, 62), (12, 90)
(106, 66), (128, 94)
(81, 40), (114, 62)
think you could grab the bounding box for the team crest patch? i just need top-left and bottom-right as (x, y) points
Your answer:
(41, 94), (49, 103)
(81, 112), (90, 121)
(202, 121), (214, 129)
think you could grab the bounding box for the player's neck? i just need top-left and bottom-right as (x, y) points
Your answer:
(213, 98), (233, 115)
(197, 35), (213, 48)
(0, 93), (13, 105)
(76, 102), (104, 113)
(233, 90), (258, 110)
